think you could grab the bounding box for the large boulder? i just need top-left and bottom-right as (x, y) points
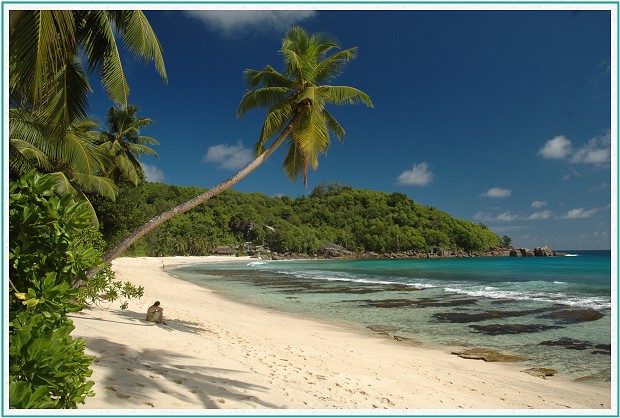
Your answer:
(534, 246), (554, 256)
(319, 243), (353, 258)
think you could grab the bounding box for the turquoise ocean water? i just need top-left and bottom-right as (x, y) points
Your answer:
(171, 251), (613, 381)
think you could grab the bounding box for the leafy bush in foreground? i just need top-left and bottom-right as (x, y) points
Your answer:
(9, 171), (143, 408)
(9, 171), (99, 408)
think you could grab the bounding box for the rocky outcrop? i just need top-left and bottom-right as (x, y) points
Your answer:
(392, 335), (422, 346)
(521, 368), (558, 379)
(509, 246), (555, 257)
(451, 348), (528, 362)
(534, 246), (554, 256)
(318, 243), (354, 258)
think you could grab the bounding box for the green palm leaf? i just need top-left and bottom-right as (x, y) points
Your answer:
(9, 11), (76, 108)
(79, 10), (129, 106)
(257, 100), (295, 151)
(128, 143), (159, 157)
(319, 85), (373, 107)
(111, 10), (168, 83)
(9, 139), (49, 174)
(238, 26), (373, 185)
(237, 87), (291, 118)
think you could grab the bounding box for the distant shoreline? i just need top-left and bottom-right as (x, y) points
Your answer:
(265, 245), (568, 260)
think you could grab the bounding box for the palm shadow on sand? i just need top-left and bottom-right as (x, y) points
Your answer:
(74, 308), (281, 408)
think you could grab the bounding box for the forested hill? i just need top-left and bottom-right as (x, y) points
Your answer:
(92, 182), (502, 257)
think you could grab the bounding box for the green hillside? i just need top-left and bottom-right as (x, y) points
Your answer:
(91, 182), (502, 257)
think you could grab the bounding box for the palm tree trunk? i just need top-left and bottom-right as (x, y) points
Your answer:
(101, 116), (297, 264)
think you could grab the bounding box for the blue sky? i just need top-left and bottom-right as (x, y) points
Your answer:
(86, 6), (614, 250)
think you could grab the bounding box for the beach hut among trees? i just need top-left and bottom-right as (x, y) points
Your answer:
(214, 246), (237, 256)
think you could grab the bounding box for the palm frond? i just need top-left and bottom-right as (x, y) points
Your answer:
(313, 47), (358, 85)
(132, 135), (159, 145)
(237, 87), (291, 118)
(9, 108), (50, 152)
(282, 137), (305, 182)
(318, 85), (374, 108)
(59, 120), (109, 176)
(291, 105), (329, 181)
(322, 109), (346, 141)
(79, 10), (130, 107)
(9, 140), (43, 175)
(128, 143), (159, 157)
(308, 32), (340, 64)
(255, 100), (295, 152)
(43, 55), (92, 127)
(10, 138), (52, 171)
(112, 10), (168, 83)
(243, 66), (292, 89)
(9, 11), (76, 108)
(72, 172), (118, 200)
(46, 172), (103, 226)
(111, 153), (141, 185)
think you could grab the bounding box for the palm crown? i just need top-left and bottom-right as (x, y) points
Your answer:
(98, 105), (159, 185)
(237, 26), (373, 185)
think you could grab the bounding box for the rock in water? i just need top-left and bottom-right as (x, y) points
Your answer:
(521, 368), (558, 378)
(451, 348), (528, 362)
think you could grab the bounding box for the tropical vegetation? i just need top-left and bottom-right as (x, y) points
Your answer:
(93, 181), (502, 257)
(101, 26), (373, 262)
(8, 10), (165, 408)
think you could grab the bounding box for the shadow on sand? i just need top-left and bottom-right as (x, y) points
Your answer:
(76, 309), (280, 409)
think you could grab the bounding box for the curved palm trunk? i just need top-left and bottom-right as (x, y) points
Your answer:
(101, 117), (297, 264)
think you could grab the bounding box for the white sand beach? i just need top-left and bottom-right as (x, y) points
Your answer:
(72, 256), (613, 411)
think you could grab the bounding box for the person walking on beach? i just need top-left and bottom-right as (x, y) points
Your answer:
(146, 301), (167, 325)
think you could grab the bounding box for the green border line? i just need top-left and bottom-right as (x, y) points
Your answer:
(2, 2), (618, 417)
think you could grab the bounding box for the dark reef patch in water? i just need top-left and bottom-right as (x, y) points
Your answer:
(358, 297), (478, 309)
(361, 299), (417, 308)
(540, 338), (611, 355)
(539, 309), (604, 324)
(433, 307), (548, 323)
(469, 323), (563, 335)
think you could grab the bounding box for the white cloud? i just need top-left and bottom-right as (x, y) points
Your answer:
(538, 130), (611, 167)
(531, 201), (547, 208)
(396, 162), (434, 186)
(495, 211), (520, 222)
(184, 10), (316, 36)
(538, 135), (572, 160)
(203, 142), (254, 170)
(142, 163), (165, 183)
(562, 207), (600, 219)
(481, 187), (511, 198)
(473, 211), (520, 222)
(569, 130), (611, 166)
(527, 210), (553, 220)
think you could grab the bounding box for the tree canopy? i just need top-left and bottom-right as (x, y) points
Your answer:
(93, 182), (502, 257)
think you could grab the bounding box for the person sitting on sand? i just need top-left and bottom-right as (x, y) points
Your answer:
(146, 301), (167, 325)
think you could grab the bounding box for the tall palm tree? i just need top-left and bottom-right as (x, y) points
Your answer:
(9, 109), (117, 225)
(97, 105), (159, 185)
(101, 26), (373, 263)
(9, 10), (167, 210)
(9, 10), (167, 129)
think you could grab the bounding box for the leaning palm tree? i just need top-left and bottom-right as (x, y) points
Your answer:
(97, 105), (159, 185)
(101, 26), (373, 263)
